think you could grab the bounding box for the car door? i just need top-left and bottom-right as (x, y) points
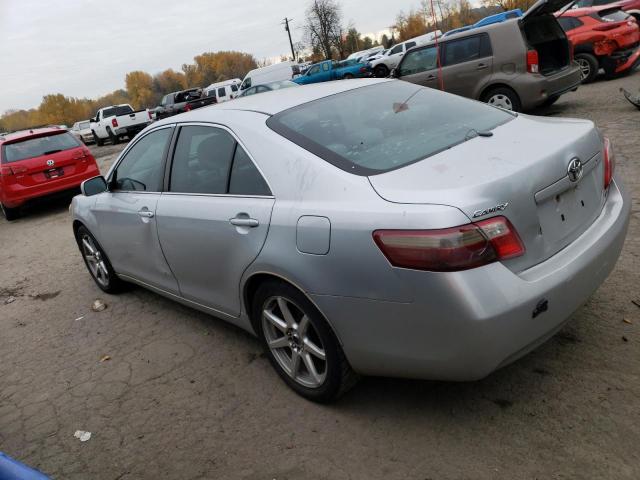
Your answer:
(397, 45), (441, 90)
(156, 124), (274, 317)
(92, 125), (180, 294)
(440, 33), (493, 98)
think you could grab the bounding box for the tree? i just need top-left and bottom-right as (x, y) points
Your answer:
(125, 71), (155, 109)
(182, 51), (257, 87)
(481, 0), (534, 11)
(380, 34), (391, 49)
(344, 27), (361, 56)
(304, 0), (343, 59)
(153, 69), (186, 98)
(395, 10), (429, 41)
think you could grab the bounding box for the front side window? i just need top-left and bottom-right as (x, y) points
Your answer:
(398, 46), (439, 76)
(112, 128), (172, 191)
(322, 63), (330, 71)
(2, 132), (80, 163)
(308, 65), (321, 75)
(267, 81), (513, 176)
(389, 44), (403, 55)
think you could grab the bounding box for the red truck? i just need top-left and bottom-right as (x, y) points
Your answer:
(0, 127), (100, 220)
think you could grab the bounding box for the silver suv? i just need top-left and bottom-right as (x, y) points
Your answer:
(394, 0), (582, 111)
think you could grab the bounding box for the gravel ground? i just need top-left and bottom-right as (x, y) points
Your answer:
(1, 74), (639, 480)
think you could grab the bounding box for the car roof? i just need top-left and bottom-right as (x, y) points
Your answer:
(0, 127), (66, 144)
(153, 78), (392, 124)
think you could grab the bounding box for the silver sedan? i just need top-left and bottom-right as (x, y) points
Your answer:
(71, 79), (630, 402)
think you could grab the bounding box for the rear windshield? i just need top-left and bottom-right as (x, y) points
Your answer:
(267, 81), (514, 175)
(2, 132), (80, 163)
(598, 9), (629, 21)
(103, 105), (133, 117)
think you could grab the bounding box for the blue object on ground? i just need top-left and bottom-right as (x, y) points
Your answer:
(0, 452), (50, 480)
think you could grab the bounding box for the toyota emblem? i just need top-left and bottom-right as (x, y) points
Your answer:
(567, 158), (583, 183)
(46, 159), (55, 167)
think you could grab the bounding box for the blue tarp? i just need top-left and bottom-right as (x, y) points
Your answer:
(0, 452), (49, 480)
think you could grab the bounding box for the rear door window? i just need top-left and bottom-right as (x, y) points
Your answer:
(2, 132), (80, 163)
(442, 34), (491, 66)
(228, 146), (271, 196)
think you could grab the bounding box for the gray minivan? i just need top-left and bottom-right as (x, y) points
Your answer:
(393, 0), (582, 111)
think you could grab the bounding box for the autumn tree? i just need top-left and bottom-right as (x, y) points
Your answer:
(395, 10), (429, 41)
(125, 71), (156, 109)
(182, 51), (257, 87)
(481, 0), (535, 11)
(152, 69), (186, 98)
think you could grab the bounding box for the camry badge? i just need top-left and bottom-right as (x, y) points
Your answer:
(472, 202), (509, 218)
(567, 158), (583, 183)
(46, 159), (55, 167)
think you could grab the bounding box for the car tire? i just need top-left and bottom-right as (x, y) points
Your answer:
(374, 64), (389, 78)
(575, 53), (598, 83)
(75, 226), (126, 294)
(1, 203), (20, 221)
(343, 73), (355, 79)
(542, 95), (560, 107)
(482, 86), (522, 112)
(107, 128), (119, 145)
(252, 280), (358, 403)
(92, 131), (104, 147)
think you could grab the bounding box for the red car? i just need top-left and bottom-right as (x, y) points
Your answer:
(574, 0), (640, 23)
(0, 127), (100, 220)
(558, 6), (640, 82)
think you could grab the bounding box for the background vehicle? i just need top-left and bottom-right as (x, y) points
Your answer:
(239, 61), (301, 91)
(70, 120), (94, 144)
(237, 80), (298, 97)
(394, 0), (581, 111)
(153, 88), (216, 120)
(71, 79), (628, 402)
(1, 127), (99, 220)
(443, 8), (524, 37)
(90, 104), (152, 146)
(573, 0), (640, 23)
(370, 30), (442, 77)
(293, 59), (371, 84)
(347, 46), (385, 61)
(557, 7), (640, 82)
(204, 81), (239, 103)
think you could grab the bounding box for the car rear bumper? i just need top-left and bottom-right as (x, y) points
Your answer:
(1, 164), (100, 208)
(114, 122), (150, 137)
(606, 46), (640, 73)
(518, 64), (582, 110)
(311, 177), (630, 381)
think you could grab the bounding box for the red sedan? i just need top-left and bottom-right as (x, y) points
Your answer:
(0, 127), (100, 220)
(558, 6), (640, 82)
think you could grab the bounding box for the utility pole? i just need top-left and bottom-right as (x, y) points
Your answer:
(283, 17), (296, 61)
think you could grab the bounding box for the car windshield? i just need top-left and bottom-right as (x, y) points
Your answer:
(2, 132), (80, 163)
(79, 121), (90, 129)
(267, 81), (514, 175)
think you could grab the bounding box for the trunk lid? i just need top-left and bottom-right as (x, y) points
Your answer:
(367, 114), (606, 272)
(523, 0), (576, 18)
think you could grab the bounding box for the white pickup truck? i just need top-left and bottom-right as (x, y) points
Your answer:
(90, 104), (152, 146)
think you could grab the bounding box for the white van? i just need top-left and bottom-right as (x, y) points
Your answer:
(370, 30), (442, 77)
(204, 79), (241, 103)
(239, 61), (301, 92)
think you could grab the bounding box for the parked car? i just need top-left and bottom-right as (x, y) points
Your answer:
(70, 120), (94, 145)
(90, 104), (152, 146)
(394, 0), (582, 111)
(237, 80), (298, 97)
(293, 59), (371, 85)
(71, 79), (629, 402)
(573, 0), (640, 23)
(347, 46), (385, 61)
(370, 30), (442, 77)
(557, 6), (640, 82)
(443, 8), (524, 37)
(204, 81), (239, 103)
(239, 61), (301, 92)
(1, 127), (100, 220)
(153, 88), (216, 120)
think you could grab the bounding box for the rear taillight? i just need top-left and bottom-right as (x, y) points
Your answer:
(526, 50), (539, 73)
(0, 165), (28, 176)
(0, 166), (13, 176)
(373, 216), (525, 272)
(603, 137), (615, 189)
(148, 111), (152, 120)
(185, 103), (192, 112)
(111, 118), (118, 128)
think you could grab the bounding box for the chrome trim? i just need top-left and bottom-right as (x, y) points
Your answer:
(161, 192), (274, 199)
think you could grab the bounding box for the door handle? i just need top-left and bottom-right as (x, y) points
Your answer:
(426, 75), (436, 80)
(230, 217), (259, 227)
(477, 63), (488, 70)
(138, 209), (154, 218)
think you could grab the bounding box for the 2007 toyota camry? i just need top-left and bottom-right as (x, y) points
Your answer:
(71, 79), (630, 402)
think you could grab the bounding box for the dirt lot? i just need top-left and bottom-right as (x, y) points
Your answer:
(1, 75), (639, 480)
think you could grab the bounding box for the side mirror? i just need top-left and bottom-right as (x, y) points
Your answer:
(81, 176), (108, 196)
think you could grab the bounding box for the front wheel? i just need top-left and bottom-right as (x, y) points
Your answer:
(1, 203), (20, 221)
(76, 226), (125, 294)
(575, 53), (598, 83)
(482, 86), (522, 112)
(92, 131), (104, 147)
(374, 64), (389, 78)
(253, 280), (358, 402)
(343, 73), (354, 79)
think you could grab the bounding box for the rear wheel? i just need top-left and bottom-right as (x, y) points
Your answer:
(343, 73), (355, 79)
(542, 95), (560, 107)
(575, 53), (598, 83)
(1, 203), (20, 221)
(107, 128), (119, 145)
(374, 64), (389, 78)
(482, 86), (522, 112)
(252, 280), (358, 403)
(76, 226), (125, 293)
(92, 131), (104, 147)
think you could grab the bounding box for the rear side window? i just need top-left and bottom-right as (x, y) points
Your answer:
(267, 81), (514, 176)
(218, 87), (226, 97)
(229, 146), (271, 196)
(231, 84), (238, 92)
(113, 128), (172, 191)
(398, 46), (438, 76)
(557, 17), (583, 31)
(442, 34), (491, 66)
(2, 132), (80, 163)
(102, 105), (134, 117)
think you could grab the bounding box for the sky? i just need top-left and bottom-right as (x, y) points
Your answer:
(0, 0), (424, 113)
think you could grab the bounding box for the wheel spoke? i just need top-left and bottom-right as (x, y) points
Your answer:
(263, 309), (287, 333)
(277, 297), (295, 327)
(98, 262), (109, 278)
(297, 315), (309, 337)
(302, 352), (322, 384)
(290, 350), (301, 378)
(268, 336), (290, 350)
(82, 238), (95, 255)
(304, 338), (325, 360)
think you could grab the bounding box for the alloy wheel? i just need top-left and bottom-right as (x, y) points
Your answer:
(576, 58), (591, 81)
(81, 234), (109, 288)
(262, 296), (327, 388)
(487, 94), (513, 110)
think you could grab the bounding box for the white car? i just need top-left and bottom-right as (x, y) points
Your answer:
(70, 120), (94, 144)
(370, 31), (442, 77)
